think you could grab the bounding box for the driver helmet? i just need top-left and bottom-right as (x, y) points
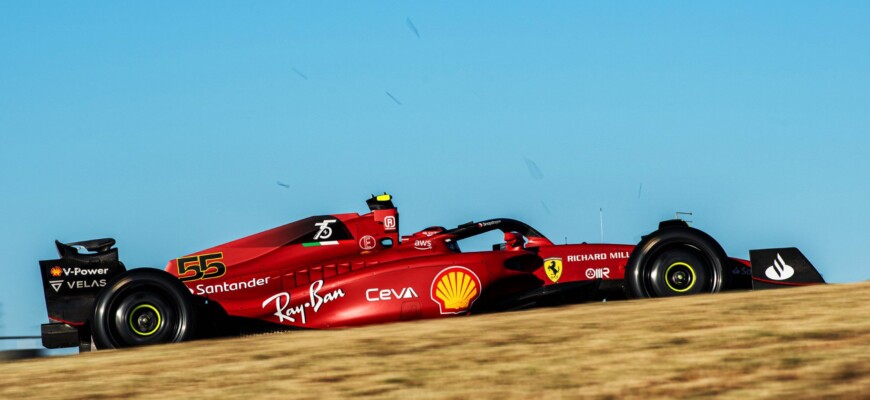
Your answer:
(504, 231), (525, 249)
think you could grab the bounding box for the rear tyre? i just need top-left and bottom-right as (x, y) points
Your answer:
(92, 268), (197, 349)
(625, 224), (729, 298)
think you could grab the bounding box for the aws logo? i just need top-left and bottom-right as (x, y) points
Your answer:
(430, 266), (481, 314)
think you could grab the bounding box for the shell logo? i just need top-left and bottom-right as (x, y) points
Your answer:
(50, 266), (63, 277)
(430, 266), (481, 314)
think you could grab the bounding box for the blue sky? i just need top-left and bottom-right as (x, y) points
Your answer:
(1, 2), (869, 347)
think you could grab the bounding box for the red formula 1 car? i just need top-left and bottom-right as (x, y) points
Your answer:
(38, 194), (826, 351)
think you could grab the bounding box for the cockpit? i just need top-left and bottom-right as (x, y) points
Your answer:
(439, 218), (554, 253)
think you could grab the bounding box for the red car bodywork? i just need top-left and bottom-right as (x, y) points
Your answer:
(43, 193), (827, 351)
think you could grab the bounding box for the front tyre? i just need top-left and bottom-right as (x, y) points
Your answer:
(92, 268), (197, 349)
(625, 224), (730, 298)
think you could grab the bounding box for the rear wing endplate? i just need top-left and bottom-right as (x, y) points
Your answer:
(39, 239), (126, 349)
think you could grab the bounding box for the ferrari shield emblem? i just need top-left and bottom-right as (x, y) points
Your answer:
(544, 257), (563, 283)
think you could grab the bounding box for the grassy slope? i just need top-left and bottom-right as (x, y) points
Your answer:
(1, 282), (867, 399)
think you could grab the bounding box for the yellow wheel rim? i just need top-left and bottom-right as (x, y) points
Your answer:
(129, 304), (162, 336)
(665, 262), (696, 293)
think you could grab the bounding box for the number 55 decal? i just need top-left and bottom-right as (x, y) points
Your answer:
(176, 253), (227, 282)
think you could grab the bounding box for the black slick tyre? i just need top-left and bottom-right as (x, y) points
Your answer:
(625, 224), (730, 298)
(92, 268), (197, 349)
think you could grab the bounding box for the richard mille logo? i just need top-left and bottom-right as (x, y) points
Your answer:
(764, 253), (795, 281)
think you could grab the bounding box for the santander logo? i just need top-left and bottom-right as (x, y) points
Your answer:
(764, 253), (795, 281)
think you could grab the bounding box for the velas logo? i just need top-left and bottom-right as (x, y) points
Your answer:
(430, 266), (481, 314)
(50, 266), (62, 277)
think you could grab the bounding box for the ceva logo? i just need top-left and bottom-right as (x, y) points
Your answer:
(764, 253), (795, 281)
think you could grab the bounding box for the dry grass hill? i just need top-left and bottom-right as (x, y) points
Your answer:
(1, 282), (868, 399)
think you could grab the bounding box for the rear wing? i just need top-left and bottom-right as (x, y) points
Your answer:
(749, 248), (825, 289)
(38, 239), (126, 349)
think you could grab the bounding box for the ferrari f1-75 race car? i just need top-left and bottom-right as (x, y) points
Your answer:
(38, 194), (825, 351)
